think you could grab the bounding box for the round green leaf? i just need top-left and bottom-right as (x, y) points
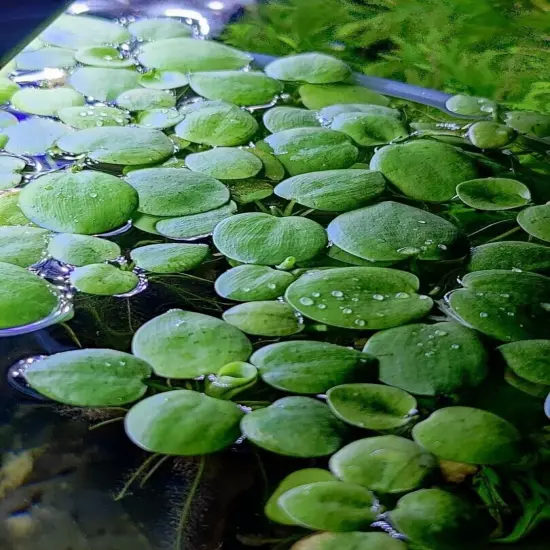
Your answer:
(223, 301), (303, 336)
(445, 94), (496, 117)
(204, 361), (258, 400)
(251, 340), (373, 394)
(115, 88), (175, 111)
(517, 204), (550, 242)
(263, 107), (320, 133)
(446, 269), (550, 341)
(70, 263), (139, 296)
(330, 113), (408, 146)
(412, 406), (522, 464)
(504, 111), (550, 139)
(275, 169), (385, 212)
(215, 264), (295, 301)
(504, 367), (549, 398)
(365, 322), (488, 396)
(318, 103), (401, 124)
(0, 226), (49, 267)
(130, 243), (209, 273)
(57, 126), (174, 165)
(228, 178), (273, 204)
(0, 111), (18, 129)
(328, 201), (465, 262)
(58, 105), (130, 129)
(0, 189), (35, 226)
(126, 167), (228, 216)
(241, 396), (347, 457)
(292, 532), (407, 550)
(0, 155), (26, 190)
(15, 47), (76, 70)
(370, 140), (478, 202)
(75, 46), (134, 68)
(47, 233), (121, 266)
(131, 212), (164, 235)
(128, 18), (192, 41)
(327, 383), (417, 430)
(137, 38), (252, 72)
(468, 241), (550, 274)
(156, 201), (237, 240)
(299, 83), (390, 110)
(19, 170), (138, 234)
(457, 177), (530, 210)
(25, 349), (151, 406)
(188, 71), (282, 106)
(265, 53), (351, 84)
(175, 101), (258, 146)
(244, 147), (286, 182)
(0, 261), (60, 329)
(265, 469), (336, 525)
(135, 108), (184, 129)
(132, 309), (252, 378)
(185, 147), (263, 179)
(279, 481), (377, 531)
(388, 489), (490, 550)
(69, 67), (140, 102)
(261, 128), (358, 176)
(4, 118), (71, 155)
(0, 77), (20, 103)
(498, 340), (550, 385)
(213, 212), (327, 265)
(11, 87), (84, 116)
(285, 267), (433, 329)
(467, 121), (516, 149)
(125, 389), (244, 455)
(139, 69), (189, 89)
(330, 435), (436, 493)
(40, 14), (131, 49)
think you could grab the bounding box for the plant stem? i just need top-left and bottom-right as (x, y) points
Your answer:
(485, 225), (522, 243)
(60, 322), (82, 348)
(145, 380), (173, 392)
(114, 453), (161, 501)
(89, 416), (124, 431)
(139, 455), (171, 488)
(467, 219), (514, 238)
(175, 455), (206, 550)
(282, 199), (296, 216)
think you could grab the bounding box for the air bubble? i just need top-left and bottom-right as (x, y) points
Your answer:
(424, 351), (434, 357)
(479, 312), (489, 318)
(300, 297), (315, 306)
(438, 244), (447, 250)
(434, 330), (447, 337)
(395, 292), (410, 299)
(354, 319), (366, 326)
(267, 283), (276, 289)
(372, 294), (384, 301)
(418, 220), (427, 224)
(331, 290), (344, 297)
(512, 267), (522, 272)
(507, 311), (515, 316)
(419, 295), (429, 300)
(317, 304), (327, 310)
(312, 291), (321, 297)
(342, 308), (353, 314)
(451, 344), (461, 350)
(500, 293), (510, 298)
(397, 246), (421, 255)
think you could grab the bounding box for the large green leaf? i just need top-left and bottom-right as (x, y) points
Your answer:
(445, 94), (496, 117)
(126, 167), (228, 217)
(446, 270), (550, 341)
(467, 121), (516, 149)
(69, 263), (139, 296)
(188, 71), (282, 106)
(327, 383), (417, 430)
(330, 113), (408, 146)
(265, 469), (336, 525)
(517, 205), (550, 242)
(291, 532), (406, 550)
(47, 233), (121, 266)
(228, 178), (273, 204)
(0, 262), (60, 329)
(4, 118), (71, 155)
(58, 105), (130, 130)
(132, 309), (252, 378)
(135, 108), (185, 129)
(115, 88), (175, 111)
(370, 140), (478, 202)
(137, 38), (252, 72)
(26, 349), (151, 406)
(265, 53), (351, 84)
(0, 76), (20, 103)
(128, 18), (192, 41)
(74, 45), (135, 68)
(504, 111), (550, 139)
(125, 389), (244, 455)
(498, 340), (550, 385)
(274, 169), (385, 212)
(185, 147), (263, 179)
(365, 322), (488, 396)
(241, 396), (347, 457)
(0, 226), (50, 267)
(285, 267), (433, 329)
(250, 340), (373, 394)
(223, 301), (304, 336)
(329, 435), (436, 493)
(278, 481), (377, 531)
(468, 241), (550, 273)
(213, 212), (327, 265)
(215, 264), (295, 301)
(327, 201), (465, 262)
(19, 170), (138, 234)
(175, 101), (258, 146)
(0, 189), (34, 226)
(130, 243), (209, 273)
(0, 156), (25, 190)
(57, 127), (174, 165)
(412, 406), (522, 464)
(456, 178), (531, 210)
(139, 69), (189, 89)
(69, 68), (140, 102)
(263, 107), (320, 133)
(15, 47), (76, 71)
(261, 128), (358, 176)
(318, 103), (401, 124)
(388, 489), (490, 550)
(299, 83), (389, 110)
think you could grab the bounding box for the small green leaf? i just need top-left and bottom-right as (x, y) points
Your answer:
(412, 407), (522, 464)
(243, 147), (286, 182)
(75, 46), (134, 68)
(228, 179), (273, 204)
(15, 47), (76, 70)
(0, 111), (18, 129)
(11, 87), (84, 116)
(135, 108), (184, 129)
(318, 103), (401, 124)
(299, 83), (390, 110)
(4, 118), (71, 155)
(329, 435), (436, 493)
(58, 105), (130, 129)
(0, 189), (35, 226)
(139, 69), (189, 89)
(26, 349), (151, 406)
(213, 212), (327, 265)
(467, 121), (516, 149)
(204, 361), (258, 400)
(263, 107), (320, 133)
(70, 263), (139, 295)
(0, 155), (26, 190)
(504, 111), (550, 139)
(0, 76), (20, 103)
(285, 267), (433, 329)
(265, 53), (352, 84)
(445, 94), (496, 116)
(186, 147), (263, 179)
(498, 340), (550, 385)
(331, 113), (408, 146)
(130, 243), (209, 273)
(125, 389), (244, 455)
(115, 88), (175, 111)
(241, 396), (347, 457)
(47, 233), (121, 266)
(69, 67), (140, 102)
(517, 204), (550, 242)
(132, 309), (252, 378)
(327, 383), (417, 430)
(457, 178), (530, 210)
(279, 481), (377, 531)
(0, 226), (50, 267)
(223, 301), (303, 336)
(215, 264), (294, 301)
(468, 241), (550, 274)
(250, 340), (373, 394)
(128, 18), (192, 41)
(291, 532), (406, 550)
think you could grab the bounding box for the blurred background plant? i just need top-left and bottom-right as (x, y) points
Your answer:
(223, 0), (550, 111)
